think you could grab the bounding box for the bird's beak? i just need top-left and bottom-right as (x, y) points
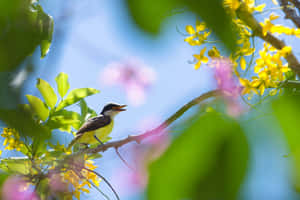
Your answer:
(115, 105), (127, 112)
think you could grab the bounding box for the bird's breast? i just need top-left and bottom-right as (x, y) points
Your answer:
(94, 120), (114, 140)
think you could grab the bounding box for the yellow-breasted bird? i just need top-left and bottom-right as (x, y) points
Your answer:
(68, 103), (126, 149)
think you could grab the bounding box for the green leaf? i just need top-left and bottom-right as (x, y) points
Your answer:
(79, 99), (97, 123)
(272, 93), (300, 191)
(37, 4), (54, 58)
(87, 153), (103, 160)
(0, 108), (51, 139)
(126, 0), (236, 51)
(55, 72), (70, 98)
(126, 0), (177, 34)
(0, 1), (54, 70)
(56, 88), (100, 111)
(47, 110), (81, 131)
(80, 99), (88, 120)
(40, 40), (51, 58)
(36, 78), (57, 109)
(0, 158), (31, 174)
(147, 113), (248, 200)
(0, 173), (10, 188)
(87, 107), (98, 118)
(26, 95), (49, 121)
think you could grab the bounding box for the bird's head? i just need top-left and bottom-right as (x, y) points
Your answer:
(100, 103), (127, 118)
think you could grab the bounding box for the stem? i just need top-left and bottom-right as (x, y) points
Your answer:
(83, 167), (120, 200)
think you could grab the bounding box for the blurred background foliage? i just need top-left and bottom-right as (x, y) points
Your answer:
(0, 0), (300, 199)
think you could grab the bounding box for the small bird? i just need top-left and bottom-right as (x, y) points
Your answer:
(68, 103), (126, 149)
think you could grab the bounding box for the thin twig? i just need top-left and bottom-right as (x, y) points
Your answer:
(83, 167), (120, 200)
(87, 179), (111, 200)
(115, 148), (135, 171)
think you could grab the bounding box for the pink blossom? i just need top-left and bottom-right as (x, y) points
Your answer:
(100, 59), (156, 106)
(2, 176), (39, 200)
(212, 58), (244, 117)
(213, 58), (241, 97)
(112, 117), (169, 196)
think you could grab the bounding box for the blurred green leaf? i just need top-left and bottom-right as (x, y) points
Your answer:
(272, 93), (300, 191)
(18, 104), (33, 115)
(147, 113), (248, 200)
(126, 0), (236, 51)
(56, 88), (100, 111)
(36, 5), (54, 58)
(0, 1), (54, 70)
(0, 173), (10, 188)
(36, 78), (57, 109)
(40, 40), (51, 58)
(126, 0), (176, 34)
(26, 95), (49, 121)
(0, 158), (31, 174)
(0, 108), (51, 138)
(55, 72), (70, 98)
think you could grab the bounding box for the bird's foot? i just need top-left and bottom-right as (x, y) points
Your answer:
(94, 135), (104, 147)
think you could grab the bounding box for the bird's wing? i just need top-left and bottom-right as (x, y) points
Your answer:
(76, 115), (111, 136)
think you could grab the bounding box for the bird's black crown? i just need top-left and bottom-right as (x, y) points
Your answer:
(100, 103), (123, 114)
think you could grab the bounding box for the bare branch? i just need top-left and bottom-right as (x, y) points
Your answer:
(76, 90), (223, 155)
(279, 0), (300, 28)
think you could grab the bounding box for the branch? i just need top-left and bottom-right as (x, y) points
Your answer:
(280, 79), (300, 89)
(236, 2), (300, 76)
(279, 0), (300, 28)
(66, 90), (223, 157)
(289, 0), (300, 12)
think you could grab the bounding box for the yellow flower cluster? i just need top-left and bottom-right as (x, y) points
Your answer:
(224, 0), (266, 12)
(1, 128), (25, 151)
(260, 13), (300, 37)
(62, 160), (100, 200)
(240, 44), (291, 98)
(184, 0), (294, 100)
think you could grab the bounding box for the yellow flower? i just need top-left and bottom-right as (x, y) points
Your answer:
(61, 159), (100, 200)
(278, 46), (292, 56)
(184, 21), (209, 46)
(193, 48), (208, 70)
(224, 0), (240, 11)
(1, 128), (25, 152)
(251, 71), (278, 95)
(242, 0), (266, 13)
(240, 56), (247, 70)
(240, 78), (258, 96)
(254, 4), (266, 12)
(260, 13), (279, 36)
